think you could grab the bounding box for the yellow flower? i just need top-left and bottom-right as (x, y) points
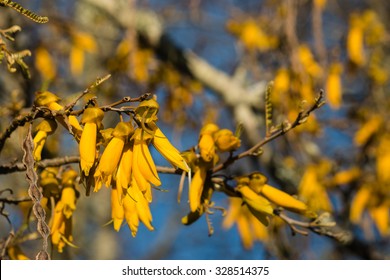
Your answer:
(298, 44), (323, 78)
(50, 204), (75, 253)
(213, 128), (241, 152)
(376, 134), (390, 183)
(111, 187), (125, 231)
(34, 91), (83, 137)
(198, 123), (219, 162)
(132, 128), (161, 189)
(223, 197), (269, 250)
(94, 122), (133, 192)
(79, 107), (104, 176)
(326, 63), (343, 109)
(354, 114), (382, 146)
(260, 184), (316, 218)
(248, 172), (267, 193)
(189, 163), (208, 212)
(33, 119), (57, 161)
(369, 203), (389, 236)
(347, 14), (365, 66)
(150, 123), (190, 172)
(115, 144), (133, 203)
(298, 165), (332, 212)
(237, 185), (274, 226)
(350, 186), (371, 224)
(123, 178), (154, 237)
(40, 167), (60, 205)
(50, 169), (79, 253)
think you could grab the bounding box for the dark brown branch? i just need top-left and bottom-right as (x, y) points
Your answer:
(0, 155), (178, 175)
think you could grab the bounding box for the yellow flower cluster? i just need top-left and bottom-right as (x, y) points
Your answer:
(34, 91), (83, 142)
(226, 18), (278, 52)
(185, 123), (241, 213)
(298, 162), (333, 212)
(39, 168), (79, 253)
(223, 172), (316, 248)
(84, 98), (189, 236)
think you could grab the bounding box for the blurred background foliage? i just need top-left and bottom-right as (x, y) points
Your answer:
(1, 0), (390, 259)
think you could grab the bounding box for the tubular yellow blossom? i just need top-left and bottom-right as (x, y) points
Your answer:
(94, 122), (133, 192)
(213, 128), (241, 152)
(260, 184), (316, 218)
(61, 169), (78, 186)
(369, 203), (389, 236)
(376, 134), (390, 182)
(298, 165), (332, 212)
(189, 165), (208, 212)
(354, 115), (382, 146)
(199, 134), (215, 162)
(115, 144), (133, 202)
(331, 167), (361, 186)
(50, 201), (76, 253)
(135, 98), (159, 124)
(236, 214), (253, 249)
(237, 185), (274, 218)
(224, 197), (269, 249)
(273, 68), (290, 103)
(34, 91), (83, 136)
(298, 44), (323, 78)
(80, 107), (104, 176)
(222, 197), (243, 229)
(326, 63), (343, 109)
(130, 184), (154, 232)
(350, 187), (371, 224)
(132, 128), (161, 187)
(123, 193), (139, 237)
(151, 125), (190, 172)
(347, 14), (365, 66)
(248, 172), (268, 193)
(111, 188), (125, 231)
(40, 167), (60, 200)
(60, 186), (77, 219)
(33, 119), (57, 161)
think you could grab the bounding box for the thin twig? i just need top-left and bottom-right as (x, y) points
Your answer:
(213, 90), (325, 173)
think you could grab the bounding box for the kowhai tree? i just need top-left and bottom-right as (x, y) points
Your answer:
(0, 0), (389, 260)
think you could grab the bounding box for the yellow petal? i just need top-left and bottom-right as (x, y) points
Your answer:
(222, 197), (242, 229)
(111, 188), (124, 231)
(347, 15), (365, 66)
(133, 129), (161, 186)
(35, 46), (56, 81)
(236, 214), (254, 250)
(369, 204), (389, 236)
(238, 186), (274, 216)
(260, 184), (312, 216)
(326, 70), (342, 109)
(61, 187), (77, 219)
(199, 134), (215, 162)
(70, 46), (84, 76)
(213, 129), (241, 152)
(94, 137), (125, 191)
(123, 193), (139, 237)
(248, 172), (267, 193)
(152, 127), (190, 172)
(128, 180), (154, 231)
(350, 187), (371, 224)
(80, 122), (97, 176)
(189, 167), (207, 212)
(116, 144), (133, 200)
(33, 130), (47, 161)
